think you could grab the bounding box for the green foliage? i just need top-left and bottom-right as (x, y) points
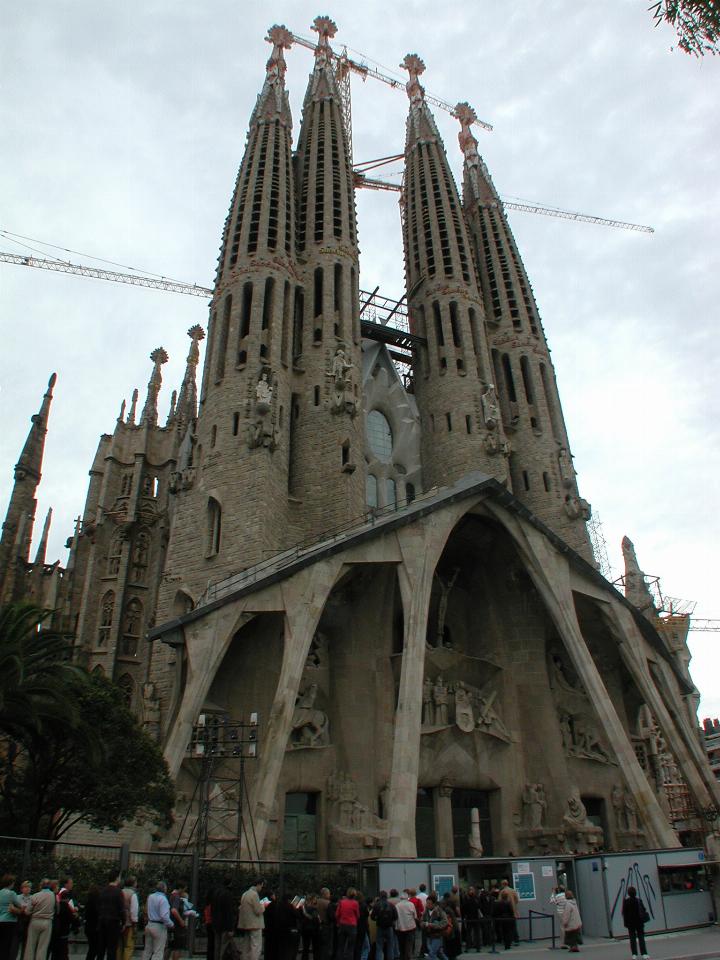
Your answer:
(650, 0), (720, 56)
(0, 603), (175, 840)
(0, 602), (81, 740)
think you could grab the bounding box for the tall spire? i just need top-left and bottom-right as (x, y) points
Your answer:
(457, 100), (593, 559)
(34, 507), (52, 565)
(127, 388), (139, 425)
(215, 24), (295, 289)
(16, 372), (56, 485)
(0, 374), (56, 601)
(175, 325), (205, 434)
(400, 57), (506, 490)
(140, 348), (168, 427)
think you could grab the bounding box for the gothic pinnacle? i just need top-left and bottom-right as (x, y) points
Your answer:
(311, 15), (337, 63)
(15, 372), (56, 484)
(265, 24), (293, 84)
(176, 325), (205, 432)
(127, 388), (139, 425)
(34, 506), (52, 565)
(140, 347), (169, 427)
(400, 54), (426, 106)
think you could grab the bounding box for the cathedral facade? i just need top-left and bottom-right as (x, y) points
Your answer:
(1, 17), (718, 862)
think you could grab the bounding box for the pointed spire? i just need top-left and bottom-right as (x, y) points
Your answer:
(166, 390), (177, 426)
(622, 536), (659, 620)
(250, 24), (293, 126)
(304, 16), (342, 103)
(175, 325), (205, 434)
(400, 53), (443, 147)
(15, 372), (56, 485)
(34, 507), (52, 565)
(140, 348), (168, 427)
(117, 398), (126, 423)
(127, 388), (139, 424)
(454, 101), (498, 204)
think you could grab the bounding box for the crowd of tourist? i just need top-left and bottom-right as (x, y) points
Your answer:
(0, 869), (651, 960)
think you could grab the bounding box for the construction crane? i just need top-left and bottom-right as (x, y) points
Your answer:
(289, 30), (493, 162)
(353, 171), (655, 233)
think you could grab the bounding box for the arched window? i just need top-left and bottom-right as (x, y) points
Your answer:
(387, 478), (397, 508)
(106, 531), (123, 576)
(366, 474), (378, 508)
(117, 673), (134, 709)
(131, 529), (150, 583)
(92, 664), (105, 678)
(367, 410), (393, 462)
(120, 472), (133, 496)
(207, 498), (222, 557)
(98, 591), (114, 647)
(120, 598), (143, 657)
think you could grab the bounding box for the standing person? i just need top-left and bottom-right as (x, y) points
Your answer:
(559, 892), (582, 954)
(275, 894), (299, 960)
(142, 883), (174, 960)
(439, 896), (460, 960)
(549, 888), (566, 949)
(420, 896), (446, 960)
(406, 891), (422, 960)
(16, 882), (32, 960)
(22, 880), (55, 960)
(316, 889), (332, 960)
(202, 896), (214, 960)
(51, 878), (77, 960)
(621, 886), (649, 960)
(498, 882), (519, 946)
(119, 876), (139, 960)
(169, 884), (189, 960)
(459, 889), (479, 953)
(84, 885), (100, 960)
(491, 893), (513, 952)
(415, 888), (428, 959)
(96, 874), (125, 960)
(353, 895), (369, 960)
(370, 892), (396, 960)
(237, 879), (266, 960)
(0, 874), (23, 960)
(210, 878), (237, 960)
(334, 889), (360, 960)
(394, 894), (416, 960)
(300, 895), (321, 960)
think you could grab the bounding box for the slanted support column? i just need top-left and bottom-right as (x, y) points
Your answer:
(484, 504), (678, 848)
(162, 604), (253, 778)
(385, 520), (452, 856)
(610, 604), (720, 811)
(243, 559), (339, 858)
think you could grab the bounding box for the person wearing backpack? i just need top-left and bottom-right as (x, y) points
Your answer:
(370, 893), (397, 960)
(621, 887), (650, 960)
(420, 895), (446, 960)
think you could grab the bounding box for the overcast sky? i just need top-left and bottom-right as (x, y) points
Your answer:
(1, 1), (718, 718)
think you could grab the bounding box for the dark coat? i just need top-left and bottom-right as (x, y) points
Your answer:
(621, 896), (645, 929)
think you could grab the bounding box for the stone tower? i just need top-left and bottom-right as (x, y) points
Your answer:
(400, 56), (508, 492)
(289, 16), (366, 533)
(0, 373), (55, 604)
(65, 346), (186, 711)
(456, 103), (592, 557)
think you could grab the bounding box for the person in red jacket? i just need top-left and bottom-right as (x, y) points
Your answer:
(335, 889), (360, 960)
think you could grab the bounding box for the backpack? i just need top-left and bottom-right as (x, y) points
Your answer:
(372, 901), (396, 929)
(638, 900), (650, 924)
(441, 913), (455, 939)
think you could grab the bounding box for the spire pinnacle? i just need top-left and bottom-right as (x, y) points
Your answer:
(400, 54), (426, 106)
(34, 507), (52, 565)
(117, 398), (126, 422)
(16, 372), (56, 484)
(455, 102), (479, 164)
(140, 347), (169, 427)
(127, 388), (139, 425)
(265, 24), (293, 85)
(175, 325), (205, 434)
(311, 15), (337, 65)
(622, 536), (659, 620)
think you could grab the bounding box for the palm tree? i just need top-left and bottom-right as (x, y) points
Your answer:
(0, 602), (81, 741)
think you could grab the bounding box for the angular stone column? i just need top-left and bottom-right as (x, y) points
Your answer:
(610, 604), (720, 810)
(484, 504), (678, 848)
(384, 508), (466, 857)
(434, 780), (454, 857)
(243, 558), (341, 858)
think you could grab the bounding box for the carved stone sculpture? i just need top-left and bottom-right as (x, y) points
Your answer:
(422, 677), (435, 726)
(330, 348), (358, 416)
(326, 770), (387, 849)
(454, 682), (475, 733)
(249, 367), (277, 450)
(468, 807), (484, 857)
(434, 568), (459, 647)
(481, 383), (500, 430)
(288, 682), (329, 748)
(522, 782), (547, 830)
(433, 676), (449, 725)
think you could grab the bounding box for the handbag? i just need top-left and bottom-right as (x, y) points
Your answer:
(638, 900), (650, 924)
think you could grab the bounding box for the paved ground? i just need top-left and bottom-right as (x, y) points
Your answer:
(460, 925), (720, 959)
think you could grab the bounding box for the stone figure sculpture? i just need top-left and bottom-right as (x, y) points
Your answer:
(522, 782), (547, 829)
(249, 367), (277, 449)
(422, 677), (435, 726)
(565, 791), (591, 827)
(454, 682), (475, 733)
(433, 676), (449, 725)
(481, 383), (500, 429)
(330, 348), (358, 415)
(435, 568), (460, 646)
(289, 682), (329, 748)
